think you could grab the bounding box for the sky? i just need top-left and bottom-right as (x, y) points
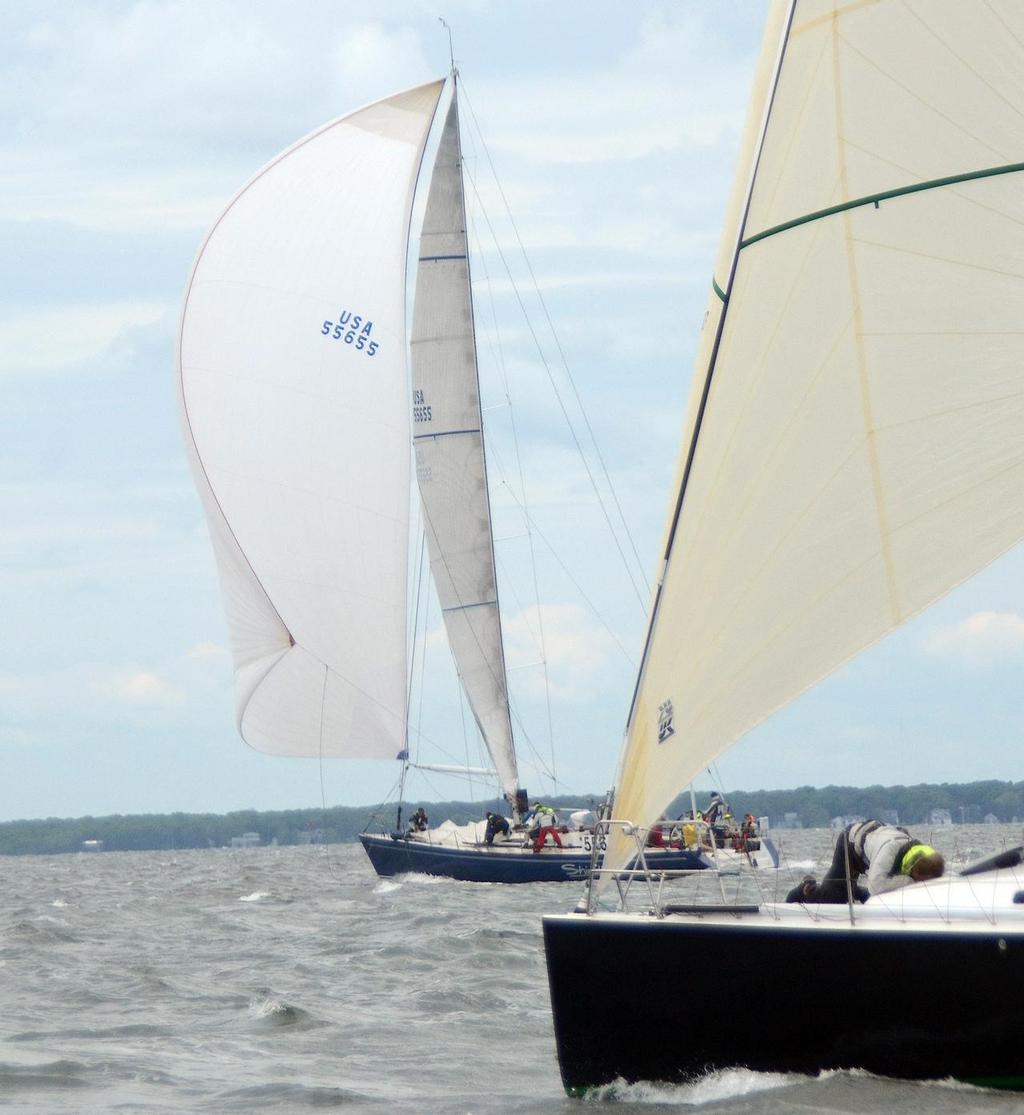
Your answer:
(3, 0), (1024, 824)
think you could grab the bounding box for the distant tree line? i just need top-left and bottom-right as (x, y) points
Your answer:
(2, 782), (1023, 856)
(0, 795), (599, 857)
(669, 780), (1024, 829)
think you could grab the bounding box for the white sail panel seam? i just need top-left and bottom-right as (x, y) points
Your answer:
(832, 17), (901, 625)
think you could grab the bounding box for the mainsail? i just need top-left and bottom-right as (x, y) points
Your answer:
(606, 0), (1024, 874)
(178, 81), (444, 759)
(410, 87), (520, 799)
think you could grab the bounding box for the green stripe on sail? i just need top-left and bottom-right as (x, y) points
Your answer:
(740, 161), (1024, 249)
(712, 277), (728, 303)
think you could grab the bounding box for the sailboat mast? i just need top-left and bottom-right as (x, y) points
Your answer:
(622, 0), (798, 739)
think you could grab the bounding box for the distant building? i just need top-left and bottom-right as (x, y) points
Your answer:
(296, 828), (324, 845)
(230, 832), (262, 848)
(80, 839), (104, 852)
(831, 815), (866, 829)
(772, 812), (803, 830)
(928, 809), (953, 826)
(879, 809), (900, 825)
(984, 813), (1000, 825)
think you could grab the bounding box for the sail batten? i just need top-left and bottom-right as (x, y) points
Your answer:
(605, 0), (1024, 879)
(742, 161), (1024, 247)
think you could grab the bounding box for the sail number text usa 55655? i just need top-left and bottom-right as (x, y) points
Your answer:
(320, 310), (378, 356)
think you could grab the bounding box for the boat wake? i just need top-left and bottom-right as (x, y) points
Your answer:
(582, 1068), (799, 1106)
(390, 872), (449, 887)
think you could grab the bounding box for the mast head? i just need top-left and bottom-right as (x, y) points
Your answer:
(437, 16), (457, 76)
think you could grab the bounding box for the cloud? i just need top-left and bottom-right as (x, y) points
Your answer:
(504, 603), (619, 700)
(471, 10), (753, 166)
(924, 611), (1024, 664)
(0, 303), (169, 375)
(185, 642), (227, 661)
(99, 670), (182, 705)
(332, 24), (433, 93)
(0, 663), (182, 721)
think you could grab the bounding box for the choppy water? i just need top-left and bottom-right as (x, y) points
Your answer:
(2, 825), (1024, 1114)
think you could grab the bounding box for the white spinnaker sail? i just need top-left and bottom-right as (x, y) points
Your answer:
(606, 0), (1024, 875)
(178, 80), (444, 759)
(410, 91), (519, 798)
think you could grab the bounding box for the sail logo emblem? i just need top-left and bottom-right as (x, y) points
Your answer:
(657, 700), (675, 743)
(320, 310), (379, 356)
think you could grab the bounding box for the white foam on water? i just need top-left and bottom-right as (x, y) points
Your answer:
(584, 1068), (802, 1106)
(397, 872), (448, 886)
(372, 880), (403, 894)
(238, 891), (270, 902)
(248, 995), (287, 1020)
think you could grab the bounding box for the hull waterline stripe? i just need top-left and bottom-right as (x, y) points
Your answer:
(740, 161), (1024, 249)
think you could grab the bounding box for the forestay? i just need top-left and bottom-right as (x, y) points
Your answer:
(178, 81), (444, 759)
(606, 0), (1024, 875)
(410, 90), (519, 798)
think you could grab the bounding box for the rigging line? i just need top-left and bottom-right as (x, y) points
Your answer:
(406, 528), (429, 761)
(458, 116), (648, 613)
(464, 191), (557, 778)
(464, 187), (557, 786)
(456, 664), (480, 797)
(506, 704), (558, 786)
(459, 83), (651, 600)
(415, 536), (433, 764)
(497, 477), (638, 670)
(408, 718), (494, 767)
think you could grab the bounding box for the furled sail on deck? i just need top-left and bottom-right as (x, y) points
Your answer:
(178, 80), (444, 759)
(410, 89), (519, 798)
(606, 0), (1024, 874)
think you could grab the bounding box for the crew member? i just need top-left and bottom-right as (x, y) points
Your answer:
(811, 820), (944, 903)
(703, 792), (727, 825)
(484, 811), (510, 846)
(785, 874), (818, 903)
(528, 803), (563, 852)
(407, 807), (429, 835)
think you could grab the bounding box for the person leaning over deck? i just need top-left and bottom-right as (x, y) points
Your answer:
(811, 820), (944, 904)
(484, 811), (510, 846)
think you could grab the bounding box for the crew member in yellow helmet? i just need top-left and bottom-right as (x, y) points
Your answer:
(806, 820), (944, 904)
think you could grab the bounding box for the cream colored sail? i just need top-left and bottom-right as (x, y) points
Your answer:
(178, 81), (444, 759)
(607, 0), (1024, 874)
(410, 90), (519, 799)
